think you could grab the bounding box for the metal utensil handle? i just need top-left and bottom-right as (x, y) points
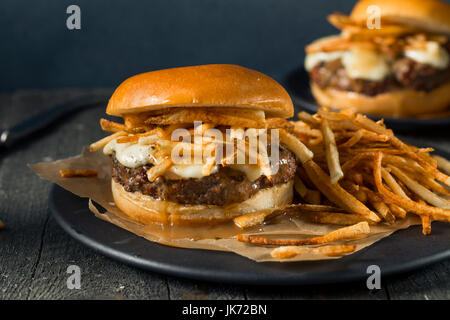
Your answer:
(0, 95), (103, 148)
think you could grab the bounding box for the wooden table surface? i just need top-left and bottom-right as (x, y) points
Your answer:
(1, 89), (449, 300)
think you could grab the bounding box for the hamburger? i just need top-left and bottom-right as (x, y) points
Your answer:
(304, 0), (450, 117)
(90, 64), (297, 226)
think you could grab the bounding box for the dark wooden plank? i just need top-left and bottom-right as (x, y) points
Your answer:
(0, 90), (69, 299)
(167, 278), (246, 300)
(386, 259), (450, 300)
(245, 283), (388, 300)
(27, 216), (169, 299)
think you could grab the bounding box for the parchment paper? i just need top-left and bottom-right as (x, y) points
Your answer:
(30, 148), (421, 262)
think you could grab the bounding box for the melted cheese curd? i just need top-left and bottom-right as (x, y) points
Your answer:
(305, 37), (449, 82)
(103, 126), (278, 182)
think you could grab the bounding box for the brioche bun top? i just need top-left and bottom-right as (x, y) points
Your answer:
(350, 0), (450, 35)
(106, 64), (294, 118)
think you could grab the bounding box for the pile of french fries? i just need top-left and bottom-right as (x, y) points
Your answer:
(236, 108), (450, 259)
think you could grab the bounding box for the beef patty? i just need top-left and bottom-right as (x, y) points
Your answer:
(309, 54), (450, 96)
(111, 146), (296, 206)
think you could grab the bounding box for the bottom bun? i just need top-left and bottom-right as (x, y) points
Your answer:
(311, 82), (450, 118)
(111, 179), (293, 226)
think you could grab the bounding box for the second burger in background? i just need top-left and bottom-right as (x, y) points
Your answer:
(304, 0), (450, 118)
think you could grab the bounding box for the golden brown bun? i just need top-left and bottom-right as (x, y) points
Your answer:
(350, 0), (450, 35)
(311, 82), (450, 117)
(107, 64), (294, 118)
(111, 179), (293, 226)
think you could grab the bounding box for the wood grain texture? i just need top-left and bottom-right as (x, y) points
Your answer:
(0, 89), (449, 300)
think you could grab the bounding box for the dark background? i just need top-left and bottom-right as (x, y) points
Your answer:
(1, 0), (359, 90)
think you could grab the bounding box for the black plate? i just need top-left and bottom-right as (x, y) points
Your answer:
(283, 67), (450, 131)
(49, 149), (450, 286)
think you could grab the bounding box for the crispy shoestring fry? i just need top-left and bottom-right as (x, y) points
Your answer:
(146, 158), (172, 182)
(374, 152), (450, 222)
(420, 214), (432, 235)
(302, 160), (381, 222)
(388, 204), (407, 219)
(117, 128), (166, 143)
(305, 212), (373, 226)
(233, 205), (293, 229)
(321, 119), (344, 184)
(341, 152), (373, 173)
(370, 199), (396, 224)
(297, 111), (319, 125)
(434, 155), (450, 175)
(271, 245), (357, 259)
(294, 176), (308, 197)
(100, 118), (126, 133)
(381, 168), (410, 199)
(237, 222), (370, 246)
(279, 129), (314, 164)
(89, 131), (127, 152)
(340, 130), (363, 148)
(233, 203), (343, 229)
(202, 143), (217, 176)
(422, 176), (450, 197)
(387, 166), (450, 209)
(59, 169), (98, 178)
(304, 189), (321, 205)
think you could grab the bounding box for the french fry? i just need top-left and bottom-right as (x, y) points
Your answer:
(89, 131), (127, 152)
(388, 166), (450, 209)
(271, 244), (356, 259)
(146, 158), (172, 182)
(296, 204), (342, 212)
(370, 200), (396, 224)
(294, 176), (308, 197)
(388, 204), (407, 219)
(321, 119), (343, 184)
(0, 219), (5, 229)
(340, 130), (363, 148)
(279, 129), (314, 164)
(422, 176), (450, 197)
(304, 189), (321, 205)
(374, 152), (450, 222)
(434, 155), (450, 175)
(59, 169), (98, 178)
(420, 213), (432, 235)
(117, 128), (167, 143)
(381, 167), (410, 199)
(266, 118), (293, 131)
(233, 204), (342, 229)
(100, 118), (126, 133)
(297, 111), (319, 125)
(355, 188), (368, 204)
(302, 160), (381, 222)
(237, 222), (370, 246)
(305, 212), (372, 226)
(233, 205), (293, 229)
(341, 152), (373, 173)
